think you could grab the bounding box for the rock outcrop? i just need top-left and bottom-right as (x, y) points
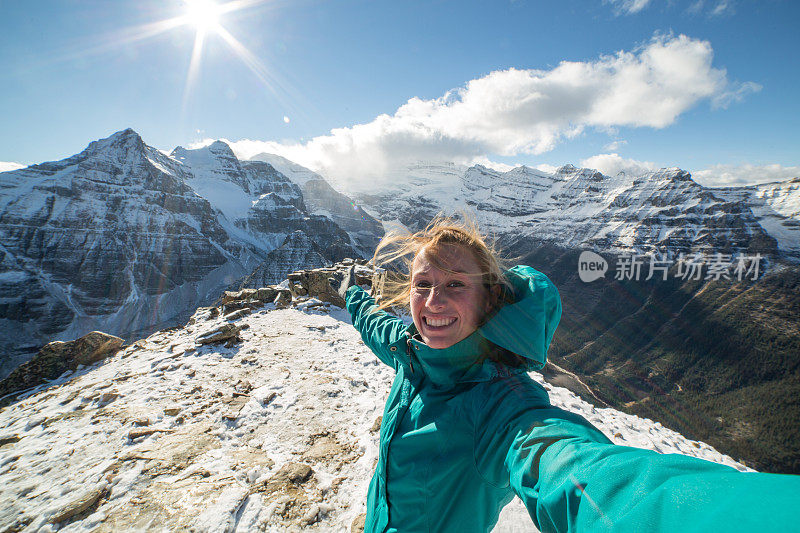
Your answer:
(222, 259), (378, 310)
(0, 331), (124, 403)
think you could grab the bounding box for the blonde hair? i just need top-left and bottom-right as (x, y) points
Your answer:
(371, 214), (511, 314)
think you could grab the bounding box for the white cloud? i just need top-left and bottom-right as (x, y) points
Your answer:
(469, 157), (516, 173)
(208, 34), (753, 188)
(710, 0), (735, 16)
(535, 163), (560, 174)
(712, 81), (761, 109)
(580, 153), (658, 177)
(687, 0), (705, 14)
(692, 163), (800, 187)
(687, 0), (736, 17)
(0, 161), (25, 172)
(605, 0), (652, 15)
(603, 139), (628, 151)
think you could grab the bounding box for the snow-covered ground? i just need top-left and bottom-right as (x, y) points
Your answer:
(0, 300), (750, 532)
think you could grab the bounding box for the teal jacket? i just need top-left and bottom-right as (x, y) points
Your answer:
(345, 265), (800, 532)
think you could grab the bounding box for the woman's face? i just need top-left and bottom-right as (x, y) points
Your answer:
(410, 244), (492, 349)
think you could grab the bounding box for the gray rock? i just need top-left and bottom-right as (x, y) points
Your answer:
(223, 308), (251, 321)
(255, 287), (278, 302)
(273, 290), (293, 309)
(187, 307), (219, 325)
(50, 484), (106, 524)
(274, 462), (312, 484)
(99, 390), (120, 404)
(196, 323), (242, 345)
(0, 331), (124, 403)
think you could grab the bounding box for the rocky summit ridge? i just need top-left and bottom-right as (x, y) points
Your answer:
(0, 260), (748, 532)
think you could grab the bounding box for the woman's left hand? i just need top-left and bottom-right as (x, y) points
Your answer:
(328, 265), (357, 301)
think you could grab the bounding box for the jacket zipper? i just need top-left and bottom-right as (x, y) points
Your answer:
(406, 337), (415, 374)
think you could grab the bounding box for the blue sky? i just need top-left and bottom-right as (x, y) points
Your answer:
(1, 0), (798, 187)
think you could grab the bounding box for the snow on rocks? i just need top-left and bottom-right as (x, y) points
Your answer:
(0, 261), (751, 532)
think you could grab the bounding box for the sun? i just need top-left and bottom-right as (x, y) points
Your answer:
(184, 0), (222, 33)
(80, 0), (281, 113)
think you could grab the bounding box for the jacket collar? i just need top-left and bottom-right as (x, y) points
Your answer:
(388, 323), (521, 389)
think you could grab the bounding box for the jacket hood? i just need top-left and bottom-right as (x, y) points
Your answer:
(477, 265), (562, 371)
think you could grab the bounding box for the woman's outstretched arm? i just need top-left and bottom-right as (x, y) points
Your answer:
(345, 285), (408, 370)
(472, 376), (800, 532)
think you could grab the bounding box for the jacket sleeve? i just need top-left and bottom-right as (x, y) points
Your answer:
(472, 377), (800, 532)
(345, 285), (408, 369)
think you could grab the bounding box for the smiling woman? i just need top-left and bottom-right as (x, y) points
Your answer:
(331, 214), (800, 533)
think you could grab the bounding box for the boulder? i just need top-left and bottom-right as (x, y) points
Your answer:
(223, 308), (251, 321)
(269, 462), (312, 486)
(196, 323), (242, 345)
(292, 268), (344, 307)
(0, 331), (124, 402)
(220, 291), (240, 306)
(50, 484), (106, 524)
(222, 300), (257, 315)
(273, 289), (293, 309)
(187, 306), (219, 325)
(255, 287), (278, 302)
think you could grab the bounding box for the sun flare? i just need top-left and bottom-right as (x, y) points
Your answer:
(78, 0), (281, 114)
(184, 0), (222, 32)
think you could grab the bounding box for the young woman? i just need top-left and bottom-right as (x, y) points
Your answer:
(330, 216), (799, 533)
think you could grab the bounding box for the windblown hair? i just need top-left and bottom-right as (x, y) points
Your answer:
(371, 214), (512, 316)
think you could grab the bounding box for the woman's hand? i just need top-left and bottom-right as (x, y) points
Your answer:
(328, 265), (357, 301)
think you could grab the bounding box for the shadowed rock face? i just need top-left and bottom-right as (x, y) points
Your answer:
(236, 231), (334, 288)
(0, 331), (124, 403)
(245, 152), (384, 257)
(296, 178), (383, 252)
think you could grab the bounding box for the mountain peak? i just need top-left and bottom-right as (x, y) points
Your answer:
(644, 167), (694, 183)
(556, 164), (578, 175)
(106, 128), (143, 144)
(171, 140), (236, 162)
(208, 139), (232, 151)
(84, 128), (145, 156)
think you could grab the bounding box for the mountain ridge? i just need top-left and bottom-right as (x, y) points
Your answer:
(0, 129), (382, 378)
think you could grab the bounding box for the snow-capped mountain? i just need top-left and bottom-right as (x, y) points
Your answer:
(708, 177), (800, 259)
(348, 162), (800, 262)
(0, 287), (750, 532)
(0, 130), (382, 377)
(2, 127), (798, 379)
